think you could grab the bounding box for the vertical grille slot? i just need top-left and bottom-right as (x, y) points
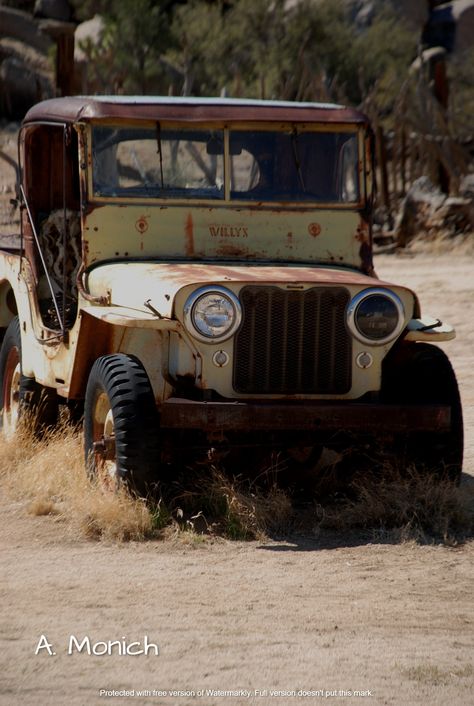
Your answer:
(233, 286), (352, 394)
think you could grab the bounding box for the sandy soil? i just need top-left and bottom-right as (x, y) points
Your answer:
(0, 248), (472, 706)
(1, 129), (473, 705)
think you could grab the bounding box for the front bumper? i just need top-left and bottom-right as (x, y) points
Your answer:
(160, 399), (450, 433)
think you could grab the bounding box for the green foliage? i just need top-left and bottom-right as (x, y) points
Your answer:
(70, 0), (116, 23)
(74, 0), (175, 94)
(169, 0), (358, 100)
(354, 3), (418, 119)
(72, 0), (419, 127)
(168, 0), (417, 118)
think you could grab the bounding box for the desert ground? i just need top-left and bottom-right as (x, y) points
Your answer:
(1, 127), (474, 706)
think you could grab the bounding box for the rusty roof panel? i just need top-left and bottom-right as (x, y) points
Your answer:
(23, 96), (370, 126)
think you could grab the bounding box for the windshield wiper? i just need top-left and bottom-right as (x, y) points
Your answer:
(156, 122), (164, 188)
(291, 128), (306, 193)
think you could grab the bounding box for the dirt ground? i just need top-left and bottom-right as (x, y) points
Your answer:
(1, 128), (474, 706)
(0, 248), (472, 706)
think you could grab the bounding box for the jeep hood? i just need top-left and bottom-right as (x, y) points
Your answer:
(86, 261), (417, 319)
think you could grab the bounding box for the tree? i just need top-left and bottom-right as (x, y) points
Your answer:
(73, 0), (175, 94)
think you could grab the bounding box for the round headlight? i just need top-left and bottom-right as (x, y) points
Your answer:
(347, 288), (405, 345)
(183, 286), (242, 343)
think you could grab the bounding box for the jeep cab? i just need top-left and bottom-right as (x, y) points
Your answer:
(0, 97), (463, 491)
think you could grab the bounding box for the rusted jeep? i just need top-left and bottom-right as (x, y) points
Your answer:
(0, 96), (463, 491)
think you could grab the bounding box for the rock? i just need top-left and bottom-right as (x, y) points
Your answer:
(74, 15), (105, 63)
(340, 0), (428, 29)
(34, 0), (72, 22)
(73, 15), (106, 93)
(395, 177), (446, 246)
(430, 196), (474, 234)
(393, 0), (429, 30)
(0, 5), (52, 54)
(459, 173), (474, 200)
(424, 0), (474, 55)
(0, 57), (42, 120)
(395, 177), (474, 245)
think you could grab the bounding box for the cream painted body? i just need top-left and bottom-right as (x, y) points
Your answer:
(0, 250), (454, 405)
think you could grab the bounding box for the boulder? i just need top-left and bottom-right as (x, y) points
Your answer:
(0, 6), (52, 54)
(424, 0), (474, 55)
(395, 176), (474, 245)
(395, 177), (446, 246)
(393, 0), (429, 29)
(459, 173), (474, 200)
(0, 57), (42, 120)
(74, 15), (105, 63)
(452, 0), (474, 54)
(34, 0), (72, 22)
(429, 196), (474, 234)
(73, 15), (106, 93)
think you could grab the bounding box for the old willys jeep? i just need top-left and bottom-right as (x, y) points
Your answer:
(0, 96), (463, 491)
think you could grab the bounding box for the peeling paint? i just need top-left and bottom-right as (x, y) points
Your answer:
(185, 213), (194, 257)
(355, 217), (375, 276)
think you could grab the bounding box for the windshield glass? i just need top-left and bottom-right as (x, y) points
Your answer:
(93, 126), (225, 199)
(92, 125), (360, 203)
(230, 130), (359, 202)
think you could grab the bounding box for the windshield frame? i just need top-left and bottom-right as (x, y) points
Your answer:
(86, 120), (366, 209)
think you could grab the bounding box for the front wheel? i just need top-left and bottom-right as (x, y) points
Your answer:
(382, 342), (463, 483)
(84, 354), (160, 495)
(0, 317), (58, 437)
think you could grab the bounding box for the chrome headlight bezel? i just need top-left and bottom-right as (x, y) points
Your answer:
(183, 285), (242, 343)
(347, 288), (405, 346)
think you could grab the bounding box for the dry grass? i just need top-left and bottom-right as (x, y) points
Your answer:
(1, 422), (473, 544)
(404, 229), (474, 256)
(313, 464), (474, 543)
(401, 663), (474, 686)
(0, 422), (157, 542)
(193, 466), (293, 540)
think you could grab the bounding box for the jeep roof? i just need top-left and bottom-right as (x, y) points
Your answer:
(23, 96), (370, 126)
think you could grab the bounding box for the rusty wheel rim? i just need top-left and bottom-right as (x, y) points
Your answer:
(91, 391), (119, 491)
(2, 346), (21, 438)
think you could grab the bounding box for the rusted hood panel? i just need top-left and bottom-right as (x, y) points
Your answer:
(86, 261), (414, 319)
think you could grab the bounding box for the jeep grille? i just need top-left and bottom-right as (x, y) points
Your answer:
(234, 286), (352, 394)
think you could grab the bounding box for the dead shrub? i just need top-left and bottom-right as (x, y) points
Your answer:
(315, 464), (474, 542)
(168, 464), (293, 540)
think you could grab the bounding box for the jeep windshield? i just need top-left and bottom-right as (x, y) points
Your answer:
(91, 124), (360, 204)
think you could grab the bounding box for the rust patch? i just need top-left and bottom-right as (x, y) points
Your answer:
(308, 222), (321, 237)
(134, 261), (396, 288)
(185, 213), (194, 257)
(215, 243), (250, 258)
(161, 399), (451, 433)
(135, 215), (149, 234)
(355, 217), (375, 276)
(68, 311), (117, 398)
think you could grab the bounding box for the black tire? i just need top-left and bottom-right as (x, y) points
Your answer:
(84, 354), (160, 495)
(0, 316), (58, 436)
(382, 342), (463, 482)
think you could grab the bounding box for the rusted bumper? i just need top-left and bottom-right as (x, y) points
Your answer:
(160, 399), (451, 433)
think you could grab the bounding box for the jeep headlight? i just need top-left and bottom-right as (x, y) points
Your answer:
(183, 286), (242, 343)
(347, 288), (405, 345)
